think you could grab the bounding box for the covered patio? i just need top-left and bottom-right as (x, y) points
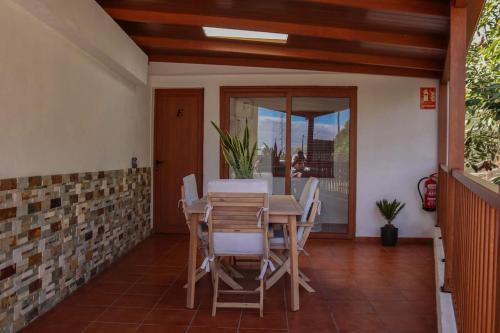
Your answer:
(21, 235), (435, 333)
(0, 0), (498, 333)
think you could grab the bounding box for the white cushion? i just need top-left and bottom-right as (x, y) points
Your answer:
(270, 236), (285, 247)
(207, 179), (268, 193)
(213, 232), (264, 255)
(183, 174), (199, 205)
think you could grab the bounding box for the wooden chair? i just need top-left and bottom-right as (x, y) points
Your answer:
(180, 175), (243, 290)
(267, 177), (320, 292)
(206, 179), (272, 317)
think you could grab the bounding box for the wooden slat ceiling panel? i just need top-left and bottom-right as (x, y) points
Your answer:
(117, 21), (446, 60)
(97, 0), (451, 78)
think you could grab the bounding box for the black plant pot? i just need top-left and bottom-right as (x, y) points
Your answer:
(381, 225), (398, 246)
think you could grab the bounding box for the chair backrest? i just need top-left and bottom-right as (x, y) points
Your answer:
(183, 174), (199, 206)
(298, 177), (320, 223)
(297, 177), (320, 242)
(180, 185), (190, 222)
(207, 180), (269, 256)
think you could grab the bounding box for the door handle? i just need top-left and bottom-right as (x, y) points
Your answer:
(155, 160), (165, 167)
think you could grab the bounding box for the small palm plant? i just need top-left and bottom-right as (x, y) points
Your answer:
(376, 199), (406, 226)
(212, 121), (257, 179)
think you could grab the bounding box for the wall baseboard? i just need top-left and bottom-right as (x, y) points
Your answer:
(433, 227), (458, 333)
(0, 168), (151, 332)
(355, 236), (433, 244)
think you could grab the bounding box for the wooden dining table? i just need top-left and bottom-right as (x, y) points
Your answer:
(185, 195), (304, 311)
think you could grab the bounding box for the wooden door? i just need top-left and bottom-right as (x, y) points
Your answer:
(154, 89), (203, 233)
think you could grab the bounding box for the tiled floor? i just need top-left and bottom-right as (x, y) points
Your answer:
(23, 235), (436, 333)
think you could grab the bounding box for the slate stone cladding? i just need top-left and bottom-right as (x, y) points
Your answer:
(0, 168), (151, 332)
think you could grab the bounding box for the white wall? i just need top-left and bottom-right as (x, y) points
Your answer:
(150, 63), (439, 238)
(0, 0), (150, 178)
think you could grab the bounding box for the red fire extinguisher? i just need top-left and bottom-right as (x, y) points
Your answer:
(418, 173), (438, 211)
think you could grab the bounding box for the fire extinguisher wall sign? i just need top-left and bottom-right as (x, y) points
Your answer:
(420, 87), (436, 110)
(418, 173), (438, 212)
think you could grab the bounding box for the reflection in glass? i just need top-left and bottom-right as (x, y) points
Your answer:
(291, 97), (350, 233)
(229, 97), (286, 194)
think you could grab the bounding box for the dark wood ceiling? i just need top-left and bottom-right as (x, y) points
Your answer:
(97, 0), (451, 78)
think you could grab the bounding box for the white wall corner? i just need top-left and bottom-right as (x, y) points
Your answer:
(434, 227), (458, 333)
(10, 0), (148, 86)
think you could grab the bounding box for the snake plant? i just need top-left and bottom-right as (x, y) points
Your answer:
(376, 199), (406, 225)
(212, 121), (257, 179)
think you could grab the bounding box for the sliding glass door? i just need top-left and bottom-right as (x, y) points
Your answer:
(228, 97), (287, 194)
(221, 87), (356, 238)
(291, 97), (350, 234)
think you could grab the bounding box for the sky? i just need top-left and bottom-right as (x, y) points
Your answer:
(257, 107), (350, 151)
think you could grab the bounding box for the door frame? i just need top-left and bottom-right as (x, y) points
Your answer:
(219, 86), (357, 239)
(153, 88), (204, 233)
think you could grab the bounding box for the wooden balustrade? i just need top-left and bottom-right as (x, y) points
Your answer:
(438, 165), (500, 332)
(437, 164), (448, 229)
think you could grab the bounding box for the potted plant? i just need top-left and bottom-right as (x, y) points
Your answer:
(376, 199), (406, 246)
(212, 121), (257, 179)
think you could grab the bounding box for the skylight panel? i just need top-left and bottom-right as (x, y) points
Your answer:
(202, 27), (288, 43)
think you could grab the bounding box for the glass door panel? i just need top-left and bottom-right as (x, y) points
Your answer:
(228, 97), (287, 194)
(291, 97), (350, 233)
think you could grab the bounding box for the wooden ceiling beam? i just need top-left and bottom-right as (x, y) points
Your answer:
(300, 0), (450, 17)
(103, 6), (446, 50)
(147, 54), (442, 79)
(453, 0), (468, 8)
(132, 35), (442, 71)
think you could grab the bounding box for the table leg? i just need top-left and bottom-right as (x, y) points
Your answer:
(288, 215), (300, 311)
(186, 214), (198, 309)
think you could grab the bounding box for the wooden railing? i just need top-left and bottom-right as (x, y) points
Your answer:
(438, 164), (500, 333)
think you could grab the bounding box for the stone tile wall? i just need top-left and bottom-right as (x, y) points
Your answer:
(0, 168), (151, 332)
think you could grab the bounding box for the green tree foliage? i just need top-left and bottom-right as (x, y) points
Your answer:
(465, 0), (500, 170)
(334, 120), (349, 161)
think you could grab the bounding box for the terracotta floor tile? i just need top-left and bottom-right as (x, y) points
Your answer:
(191, 308), (241, 328)
(21, 321), (89, 333)
(85, 322), (139, 333)
(288, 311), (336, 331)
(90, 281), (132, 294)
(126, 283), (170, 295)
(139, 272), (180, 285)
(143, 308), (196, 326)
(97, 306), (151, 323)
(32, 305), (106, 325)
(189, 326), (237, 332)
(239, 310), (288, 330)
(239, 328), (288, 333)
(137, 324), (188, 333)
(289, 329), (336, 333)
(370, 300), (418, 315)
(362, 288), (407, 302)
(113, 294), (161, 308)
(400, 288), (436, 302)
(377, 313), (436, 333)
(96, 272), (142, 284)
(328, 300), (376, 317)
(333, 312), (385, 332)
(156, 286), (196, 309)
(22, 235), (436, 333)
(70, 292), (120, 307)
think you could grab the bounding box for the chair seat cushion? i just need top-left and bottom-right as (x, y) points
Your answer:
(213, 232), (264, 255)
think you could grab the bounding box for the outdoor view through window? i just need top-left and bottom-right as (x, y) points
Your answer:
(229, 96), (351, 234)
